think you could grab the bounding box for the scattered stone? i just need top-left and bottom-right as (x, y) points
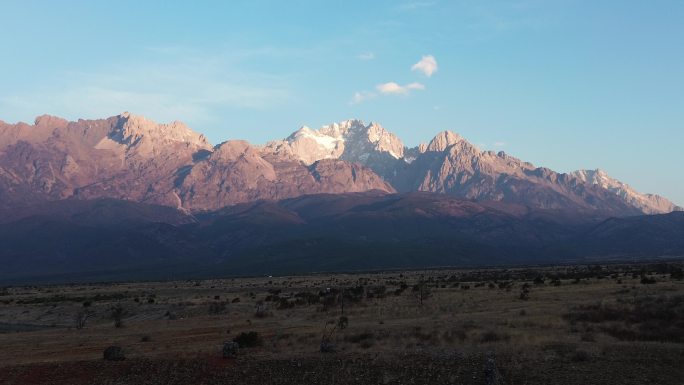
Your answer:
(483, 352), (502, 385)
(320, 341), (336, 353)
(223, 341), (239, 358)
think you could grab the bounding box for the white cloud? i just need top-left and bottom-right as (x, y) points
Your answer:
(406, 82), (425, 90)
(411, 55), (438, 77)
(350, 91), (377, 104)
(376, 81), (425, 95)
(493, 141), (507, 147)
(352, 81), (425, 104)
(358, 52), (375, 60)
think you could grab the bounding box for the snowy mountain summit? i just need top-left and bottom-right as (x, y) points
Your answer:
(265, 119), (404, 166)
(265, 119), (682, 215)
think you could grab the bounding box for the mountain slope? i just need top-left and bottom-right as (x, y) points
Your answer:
(0, 114), (679, 215)
(271, 120), (681, 215)
(1, 194), (682, 283)
(569, 169), (680, 214)
(0, 114), (394, 211)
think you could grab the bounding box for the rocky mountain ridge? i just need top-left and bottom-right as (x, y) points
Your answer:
(0, 114), (393, 211)
(0, 113), (679, 215)
(270, 120), (681, 215)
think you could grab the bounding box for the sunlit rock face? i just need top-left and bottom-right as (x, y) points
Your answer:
(0, 113), (679, 214)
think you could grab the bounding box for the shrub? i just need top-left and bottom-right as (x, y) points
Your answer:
(233, 331), (262, 348)
(277, 298), (295, 310)
(564, 295), (684, 343)
(255, 301), (270, 318)
(337, 316), (349, 330)
(110, 304), (126, 328)
(366, 285), (386, 299)
(294, 291), (319, 305)
(671, 268), (684, 280)
(344, 331), (374, 344)
(103, 346), (125, 361)
(209, 301), (227, 315)
(571, 349), (590, 362)
(640, 276), (657, 284)
(479, 331), (510, 343)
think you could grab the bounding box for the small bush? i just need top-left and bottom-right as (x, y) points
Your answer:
(640, 276), (657, 284)
(344, 332), (374, 344)
(671, 268), (684, 280)
(255, 302), (270, 318)
(337, 316), (349, 330)
(277, 298), (295, 310)
(103, 346), (125, 361)
(209, 301), (227, 315)
(571, 349), (590, 362)
(564, 295), (684, 343)
(233, 331), (262, 348)
(479, 331), (510, 343)
(110, 304), (126, 328)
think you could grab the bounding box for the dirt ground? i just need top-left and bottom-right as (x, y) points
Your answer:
(1, 262), (683, 384)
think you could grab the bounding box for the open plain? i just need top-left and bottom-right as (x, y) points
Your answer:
(1, 262), (683, 384)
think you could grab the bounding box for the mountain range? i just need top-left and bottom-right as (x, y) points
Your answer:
(0, 113), (680, 215)
(0, 113), (682, 282)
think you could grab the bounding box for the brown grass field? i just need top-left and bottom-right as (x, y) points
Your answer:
(1, 262), (683, 384)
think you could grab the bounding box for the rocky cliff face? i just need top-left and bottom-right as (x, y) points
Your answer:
(268, 120), (680, 215)
(388, 134), (638, 213)
(0, 114), (679, 215)
(0, 113), (213, 209)
(177, 140), (393, 210)
(0, 114), (394, 211)
(264, 120), (405, 177)
(569, 169), (680, 215)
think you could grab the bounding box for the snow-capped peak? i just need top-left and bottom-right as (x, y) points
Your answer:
(266, 119), (405, 165)
(569, 168), (681, 214)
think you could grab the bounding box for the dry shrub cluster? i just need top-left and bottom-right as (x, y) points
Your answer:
(565, 295), (684, 342)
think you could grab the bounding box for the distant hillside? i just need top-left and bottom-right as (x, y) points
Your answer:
(1, 194), (682, 284)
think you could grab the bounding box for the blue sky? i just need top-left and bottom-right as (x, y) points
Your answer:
(1, 1), (682, 204)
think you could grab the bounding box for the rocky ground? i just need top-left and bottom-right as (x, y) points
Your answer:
(1, 262), (683, 384)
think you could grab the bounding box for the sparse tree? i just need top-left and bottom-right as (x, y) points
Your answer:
(74, 309), (95, 329)
(337, 315), (349, 330)
(110, 303), (126, 328)
(320, 319), (337, 353)
(413, 281), (432, 306)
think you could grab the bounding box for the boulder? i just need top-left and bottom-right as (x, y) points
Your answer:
(223, 341), (239, 358)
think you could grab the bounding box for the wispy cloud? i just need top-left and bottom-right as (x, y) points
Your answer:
(351, 81), (425, 104)
(0, 49), (293, 127)
(411, 55), (438, 77)
(376, 82), (425, 95)
(493, 141), (507, 148)
(358, 52), (375, 60)
(397, 1), (437, 11)
(350, 91), (377, 104)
